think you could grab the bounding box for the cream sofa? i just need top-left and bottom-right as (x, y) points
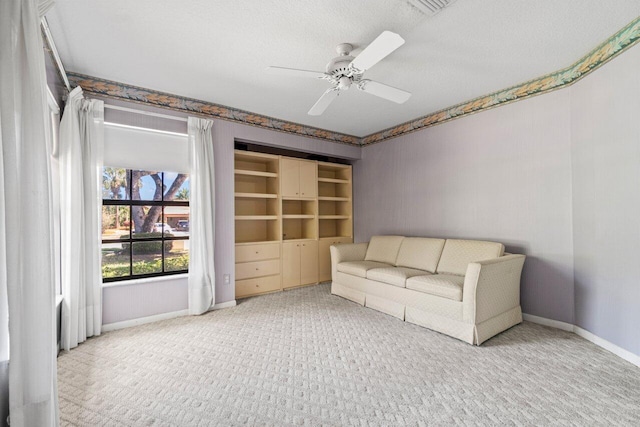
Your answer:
(330, 236), (526, 345)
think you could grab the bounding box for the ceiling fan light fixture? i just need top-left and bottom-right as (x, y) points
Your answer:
(337, 76), (351, 90)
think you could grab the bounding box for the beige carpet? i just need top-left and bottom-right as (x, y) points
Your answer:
(58, 283), (640, 426)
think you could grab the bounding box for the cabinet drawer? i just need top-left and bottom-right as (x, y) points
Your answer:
(236, 259), (280, 280)
(235, 243), (280, 263)
(235, 275), (281, 298)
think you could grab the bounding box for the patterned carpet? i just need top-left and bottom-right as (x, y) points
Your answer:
(58, 283), (640, 426)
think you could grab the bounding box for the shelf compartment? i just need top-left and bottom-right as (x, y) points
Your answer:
(235, 192), (278, 199)
(235, 173), (278, 195)
(318, 180), (351, 198)
(234, 151), (279, 175)
(319, 218), (352, 239)
(282, 214), (315, 219)
(318, 199), (351, 216)
(318, 215), (350, 219)
(235, 197), (278, 217)
(235, 219), (279, 243)
(282, 199), (315, 216)
(283, 217), (316, 241)
(317, 163), (351, 181)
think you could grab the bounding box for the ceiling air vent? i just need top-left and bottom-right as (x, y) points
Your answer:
(406, 0), (456, 16)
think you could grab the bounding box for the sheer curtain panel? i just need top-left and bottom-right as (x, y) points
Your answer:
(187, 117), (216, 315)
(0, 0), (60, 425)
(58, 87), (104, 350)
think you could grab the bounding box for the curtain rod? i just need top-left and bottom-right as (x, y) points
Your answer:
(104, 104), (189, 123)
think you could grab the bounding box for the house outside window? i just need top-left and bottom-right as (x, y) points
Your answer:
(101, 168), (190, 282)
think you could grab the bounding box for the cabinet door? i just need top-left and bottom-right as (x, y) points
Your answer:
(280, 158), (300, 197)
(299, 161), (317, 198)
(300, 240), (318, 285)
(318, 239), (333, 283)
(282, 241), (301, 288)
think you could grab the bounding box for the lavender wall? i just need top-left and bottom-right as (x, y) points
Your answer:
(570, 46), (640, 355)
(355, 44), (640, 357)
(354, 89), (576, 324)
(100, 99), (361, 324)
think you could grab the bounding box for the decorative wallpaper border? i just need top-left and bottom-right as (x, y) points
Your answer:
(67, 16), (639, 147)
(361, 16), (640, 145)
(66, 73), (361, 145)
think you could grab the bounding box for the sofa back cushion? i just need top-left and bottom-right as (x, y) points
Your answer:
(364, 236), (405, 265)
(436, 239), (505, 276)
(395, 237), (446, 273)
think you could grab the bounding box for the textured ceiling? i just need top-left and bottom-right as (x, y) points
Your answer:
(46, 0), (640, 137)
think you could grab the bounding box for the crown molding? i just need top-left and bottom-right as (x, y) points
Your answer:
(361, 16), (640, 145)
(66, 73), (361, 146)
(66, 17), (639, 148)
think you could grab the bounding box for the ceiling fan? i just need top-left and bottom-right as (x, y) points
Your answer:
(266, 31), (411, 116)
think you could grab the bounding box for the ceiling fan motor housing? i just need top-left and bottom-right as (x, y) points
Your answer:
(325, 42), (363, 88)
(326, 55), (354, 77)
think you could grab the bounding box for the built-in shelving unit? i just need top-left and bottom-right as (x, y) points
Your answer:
(317, 162), (353, 281)
(317, 162), (352, 240)
(234, 150), (352, 298)
(234, 151), (283, 299)
(234, 151), (281, 244)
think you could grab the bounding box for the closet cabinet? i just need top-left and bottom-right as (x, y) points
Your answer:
(280, 158), (317, 198)
(234, 150), (352, 299)
(282, 240), (318, 288)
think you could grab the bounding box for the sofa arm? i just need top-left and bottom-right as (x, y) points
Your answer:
(462, 254), (525, 324)
(330, 242), (368, 278)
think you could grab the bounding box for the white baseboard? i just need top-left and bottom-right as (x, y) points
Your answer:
(573, 325), (640, 368)
(102, 300), (237, 332)
(523, 313), (640, 368)
(102, 309), (190, 332)
(522, 313), (573, 332)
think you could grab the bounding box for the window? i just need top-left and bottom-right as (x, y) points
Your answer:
(101, 168), (190, 282)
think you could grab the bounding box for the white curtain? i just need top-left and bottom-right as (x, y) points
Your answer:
(187, 117), (215, 315)
(58, 87), (104, 350)
(0, 0), (59, 425)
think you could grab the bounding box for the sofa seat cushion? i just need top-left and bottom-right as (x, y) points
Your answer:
(337, 261), (391, 278)
(406, 274), (465, 301)
(366, 267), (430, 288)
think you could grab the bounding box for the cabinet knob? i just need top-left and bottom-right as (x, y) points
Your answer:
(302, 244), (305, 246)
(255, 251), (259, 254)
(255, 284), (259, 288)
(255, 268), (259, 270)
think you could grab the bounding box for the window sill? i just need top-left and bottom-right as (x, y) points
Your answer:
(102, 273), (189, 288)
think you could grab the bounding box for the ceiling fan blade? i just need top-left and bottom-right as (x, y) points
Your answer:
(357, 80), (411, 104)
(308, 88), (340, 116)
(266, 66), (328, 79)
(349, 31), (405, 72)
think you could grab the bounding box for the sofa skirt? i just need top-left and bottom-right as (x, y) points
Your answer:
(331, 274), (522, 345)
